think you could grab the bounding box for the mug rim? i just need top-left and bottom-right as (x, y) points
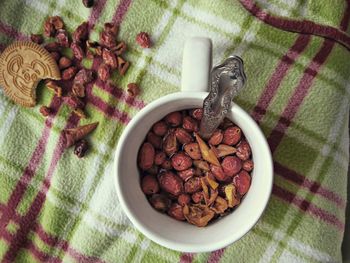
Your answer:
(113, 92), (273, 252)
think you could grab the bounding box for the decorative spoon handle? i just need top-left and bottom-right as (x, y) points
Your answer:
(199, 56), (247, 139)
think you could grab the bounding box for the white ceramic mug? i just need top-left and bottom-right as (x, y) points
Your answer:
(114, 37), (273, 252)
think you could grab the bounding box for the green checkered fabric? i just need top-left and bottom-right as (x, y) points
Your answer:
(0, 0), (349, 262)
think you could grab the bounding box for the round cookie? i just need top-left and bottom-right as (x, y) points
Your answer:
(0, 41), (61, 107)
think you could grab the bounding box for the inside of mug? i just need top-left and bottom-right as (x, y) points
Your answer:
(116, 93), (272, 252)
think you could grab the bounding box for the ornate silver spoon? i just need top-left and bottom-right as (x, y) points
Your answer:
(199, 56), (247, 139)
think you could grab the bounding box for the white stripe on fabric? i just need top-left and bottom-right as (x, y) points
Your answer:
(0, 106), (18, 146)
(255, 0), (290, 16)
(182, 2), (240, 35)
(258, 230), (286, 263)
(24, 0), (48, 13)
(280, 251), (306, 263)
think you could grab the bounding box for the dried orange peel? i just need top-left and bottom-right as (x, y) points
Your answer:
(194, 133), (220, 166)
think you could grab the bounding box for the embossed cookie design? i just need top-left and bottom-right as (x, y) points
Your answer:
(0, 41), (61, 107)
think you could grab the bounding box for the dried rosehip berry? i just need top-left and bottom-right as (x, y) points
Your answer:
(210, 165), (229, 182)
(102, 48), (118, 68)
(100, 31), (116, 48)
(175, 128), (193, 144)
(71, 42), (84, 60)
(30, 34), (43, 44)
(127, 83), (140, 97)
(62, 66), (78, 80)
(236, 140), (251, 161)
(182, 116), (198, 132)
(154, 151), (166, 165)
(243, 160), (254, 172)
(149, 194), (170, 212)
(191, 192), (203, 203)
(72, 83), (85, 98)
(178, 194), (191, 206)
(163, 131), (178, 156)
(152, 121), (168, 136)
(165, 111), (182, 127)
(161, 160), (172, 170)
(141, 175), (159, 195)
(104, 22), (118, 35)
(82, 0), (94, 8)
(233, 170), (251, 195)
(146, 165), (159, 175)
(184, 143), (201, 160)
(184, 177), (202, 194)
(177, 168), (195, 181)
(74, 139), (89, 158)
(74, 69), (94, 85)
(208, 130), (223, 146)
(222, 126), (241, 146)
(50, 52), (60, 62)
(171, 152), (192, 171)
(147, 132), (162, 149)
(39, 106), (51, 117)
(158, 171), (183, 196)
(44, 19), (55, 37)
(44, 42), (60, 52)
(58, 56), (72, 69)
(221, 156), (242, 177)
(73, 22), (89, 43)
(56, 29), (69, 47)
(168, 203), (185, 221)
(98, 63), (111, 82)
(190, 108), (203, 120)
(64, 95), (84, 109)
(136, 32), (151, 48)
(138, 142), (155, 170)
(50, 16), (64, 30)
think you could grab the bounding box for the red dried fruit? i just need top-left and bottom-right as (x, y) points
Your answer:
(177, 168), (195, 181)
(184, 177), (202, 194)
(233, 170), (251, 195)
(72, 83), (85, 98)
(171, 152), (192, 171)
(71, 42), (84, 60)
(161, 160), (172, 170)
(178, 194), (191, 206)
(152, 121), (168, 136)
(175, 128), (193, 144)
(191, 192), (203, 203)
(168, 203), (185, 221)
(56, 29), (69, 47)
(243, 160), (254, 172)
(210, 165), (229, 182)
(190, 108), (203, 120)
(138, 142), (155, 170)
(39, 106), (51, 117)
(136, 32), (151, 48)
(98, 64), (111, 81)
(163, 131), (178, 156)
(154, 151), (166, 166)
(64, 95), (84, 109)
(165, 111), (182, 127)
(127, 83), (140, 97)
(221, 156), (242, 177)
(74, 69), (94, 85)
(104, 22), (118, 35)
(158, 171), (183, 196)
(236, 140), (251, 161)
(112, 41), (127, 55)
(62, 66), (78, 80)
(30, 34), (43, 44)
(222, 126), (241, 146)
(141, 175), (159, 195)
(58, 56), (72, 69)
(50, 16), (64, 30)
(184, 143), (201, 160)
(44, 42), (60, 52)
(44, 20), (55, 37)
(50, 52), (60, 62)
(208, 130), (223, 146)
(149, 194), (170, 212)
(102, 48), (118, 68)
(73, 22), (89, 43)
(63, 122), (98, 148)
(74, 139), (89, 158)
(147, 132), (162, 149)
(100, 31), (116, 48)
(183, 204), (215, 227)
(182, 116), (198, 132)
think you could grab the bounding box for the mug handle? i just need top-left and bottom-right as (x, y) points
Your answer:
(181, 37), (212, 93)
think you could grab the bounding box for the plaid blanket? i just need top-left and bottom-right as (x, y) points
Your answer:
(0, 0), (349, 262)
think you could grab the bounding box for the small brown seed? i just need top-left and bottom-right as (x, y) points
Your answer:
(98, 64), (111, 82)
(71, 42), (84, 60)
(62, 66), (78, 80)
(56, 29), (69, 47)
(30, 34), (43, 44)
(72, 83), (85, 98)
(50, 16), (64, 30)
(72, 22), (89, 43)
(136, 32), (151, 48)
(127, 83), (140, 97)
(102, 48), (118, 68)
(58, 57), (72, 69)
(74, 139), (89, 158)
(104, 22), (118, 35)
(39, 106), (51, 117)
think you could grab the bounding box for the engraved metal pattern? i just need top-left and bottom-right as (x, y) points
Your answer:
(199, 56), (246, 139)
